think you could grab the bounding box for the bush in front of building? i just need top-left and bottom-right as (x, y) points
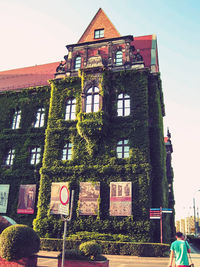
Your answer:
(0, 224), (40, 261)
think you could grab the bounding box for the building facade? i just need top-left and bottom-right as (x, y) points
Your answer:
(0, 9), (174, 242)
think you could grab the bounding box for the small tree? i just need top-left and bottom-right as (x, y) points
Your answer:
(0, 224), (40, 261)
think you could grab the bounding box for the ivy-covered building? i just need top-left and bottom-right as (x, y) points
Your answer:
(0, 8), (174, 242)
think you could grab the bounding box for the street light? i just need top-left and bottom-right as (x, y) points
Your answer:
(193, 189), (200, 236)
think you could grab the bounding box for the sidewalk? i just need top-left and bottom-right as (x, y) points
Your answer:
(37, 249), (200, 267)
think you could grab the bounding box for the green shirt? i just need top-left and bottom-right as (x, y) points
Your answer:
(170, 240), (189, 265)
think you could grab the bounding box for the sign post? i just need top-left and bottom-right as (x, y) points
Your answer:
(149, 207), (172, 243)
(60, 190), (74, 267)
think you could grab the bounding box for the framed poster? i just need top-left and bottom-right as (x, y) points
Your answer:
(79, 182), (100, 215)
(110, 182), (132, 216)
(50, 182), (70, 215)
(0, 185), (10, 213)
(17, 185), (36, 214)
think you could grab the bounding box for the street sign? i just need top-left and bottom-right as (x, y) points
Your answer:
(59, 185), (69, 216)
(59, 185), (69, 205)
(149, 207), (173, 243)
(149, 209), (161, 219)
(50, 182), (70, 216)
(162, 208), (172, 213)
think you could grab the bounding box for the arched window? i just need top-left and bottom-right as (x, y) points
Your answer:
(74, 56), (81, 71)
(62, 143), (72, 160)
(85, 87), (99, 113)
(65, 98), (76, 120)
(115, 51), (123, 66)
(34, 108), (45, 127)
(116, 140), (129, 158)
(12, 109), (21, 129)
(117, 93), (130, 116)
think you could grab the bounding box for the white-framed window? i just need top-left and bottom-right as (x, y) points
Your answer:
(117, 93), (130, 116)
(94, 29), (104, 39)
(30, 147), (41, 165)
(34, 108), (45, 128)
(85, 87), (99, 113)
(5, 149), (15, 166)
(65, 98), (76, 120)
(116, 140), (129, 158)
(75, 56), (81, 71)
(115, 51), (123, 66)
(12, 110), (21, 129)
(62, 143), (72, 160)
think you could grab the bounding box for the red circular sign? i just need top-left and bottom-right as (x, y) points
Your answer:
(59, 185), (69, 205)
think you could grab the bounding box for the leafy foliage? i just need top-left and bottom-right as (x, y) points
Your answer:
(0, 224), (40, 261)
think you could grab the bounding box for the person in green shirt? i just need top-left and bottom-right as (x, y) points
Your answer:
(168, 232), (191, 267)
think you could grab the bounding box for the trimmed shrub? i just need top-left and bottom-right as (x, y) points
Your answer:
(0, 224), (40, 261)
(79, 240), (102, 260)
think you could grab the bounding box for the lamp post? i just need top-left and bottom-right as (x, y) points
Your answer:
(193, 189), (200, 236)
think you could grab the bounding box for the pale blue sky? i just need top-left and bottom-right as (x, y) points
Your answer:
(1, 0), (200, 220)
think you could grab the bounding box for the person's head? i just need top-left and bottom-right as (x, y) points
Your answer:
(175, 232), (184, 240)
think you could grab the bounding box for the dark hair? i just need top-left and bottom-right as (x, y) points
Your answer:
(176, 232), (183, 238)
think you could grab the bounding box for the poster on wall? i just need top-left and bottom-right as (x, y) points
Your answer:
(17, 185), (36, 214)
(50, 182), (70, 215)
(0, 184), (10, 213)
(110, 182), (132, 216)
(79, 182), (100, 216)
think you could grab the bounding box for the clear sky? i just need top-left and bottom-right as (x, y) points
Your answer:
(1, 0), (200, 221)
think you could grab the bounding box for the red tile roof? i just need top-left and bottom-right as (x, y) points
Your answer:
(0, 62), (59, 92)
(133, 35), (159, 71)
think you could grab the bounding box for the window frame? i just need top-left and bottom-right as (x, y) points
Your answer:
(34, 107), (45, 128)
(85, 86), (100, 113)
(5, 148), (15, 166)
(30, 147), (41, 165)
(94, 29), (104, 39)
(117, 93), (131, 117)
(115, 51), (123, 66)
(116, 139), (130, 159)
(12, 110), (21, 129)
(65, 98), (76, 120)
(74, 56), (81, 71)
(62, 143), (72, 160)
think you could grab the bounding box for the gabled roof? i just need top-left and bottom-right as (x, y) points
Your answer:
(0, 62), (59, 92)
(78, 8), (120, 43)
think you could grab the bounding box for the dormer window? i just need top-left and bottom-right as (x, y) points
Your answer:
(94, 29), (104, 39)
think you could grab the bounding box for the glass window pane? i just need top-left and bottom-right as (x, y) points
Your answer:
(93, 103), (98, 112)
(40, 114), (45, 127)
(124, 152), (129, 158)
(124, 108), (130, 116)
(86, 104), (91, 113)
(117, 147), (122, 153)
(118, 100), (123, 108)
(118, 141), (122, 145)
(87, 88), (93, 94)
(94, 87), (99, 93)
(125, 99), (130, 108)
(94, 94), (99, 104)
(117, 109), (123, 116)
(86, 95), (92, 104)
(124, 140), (128, 145)
(117, 152), (123, 158)
(124, 146), (129, 153)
